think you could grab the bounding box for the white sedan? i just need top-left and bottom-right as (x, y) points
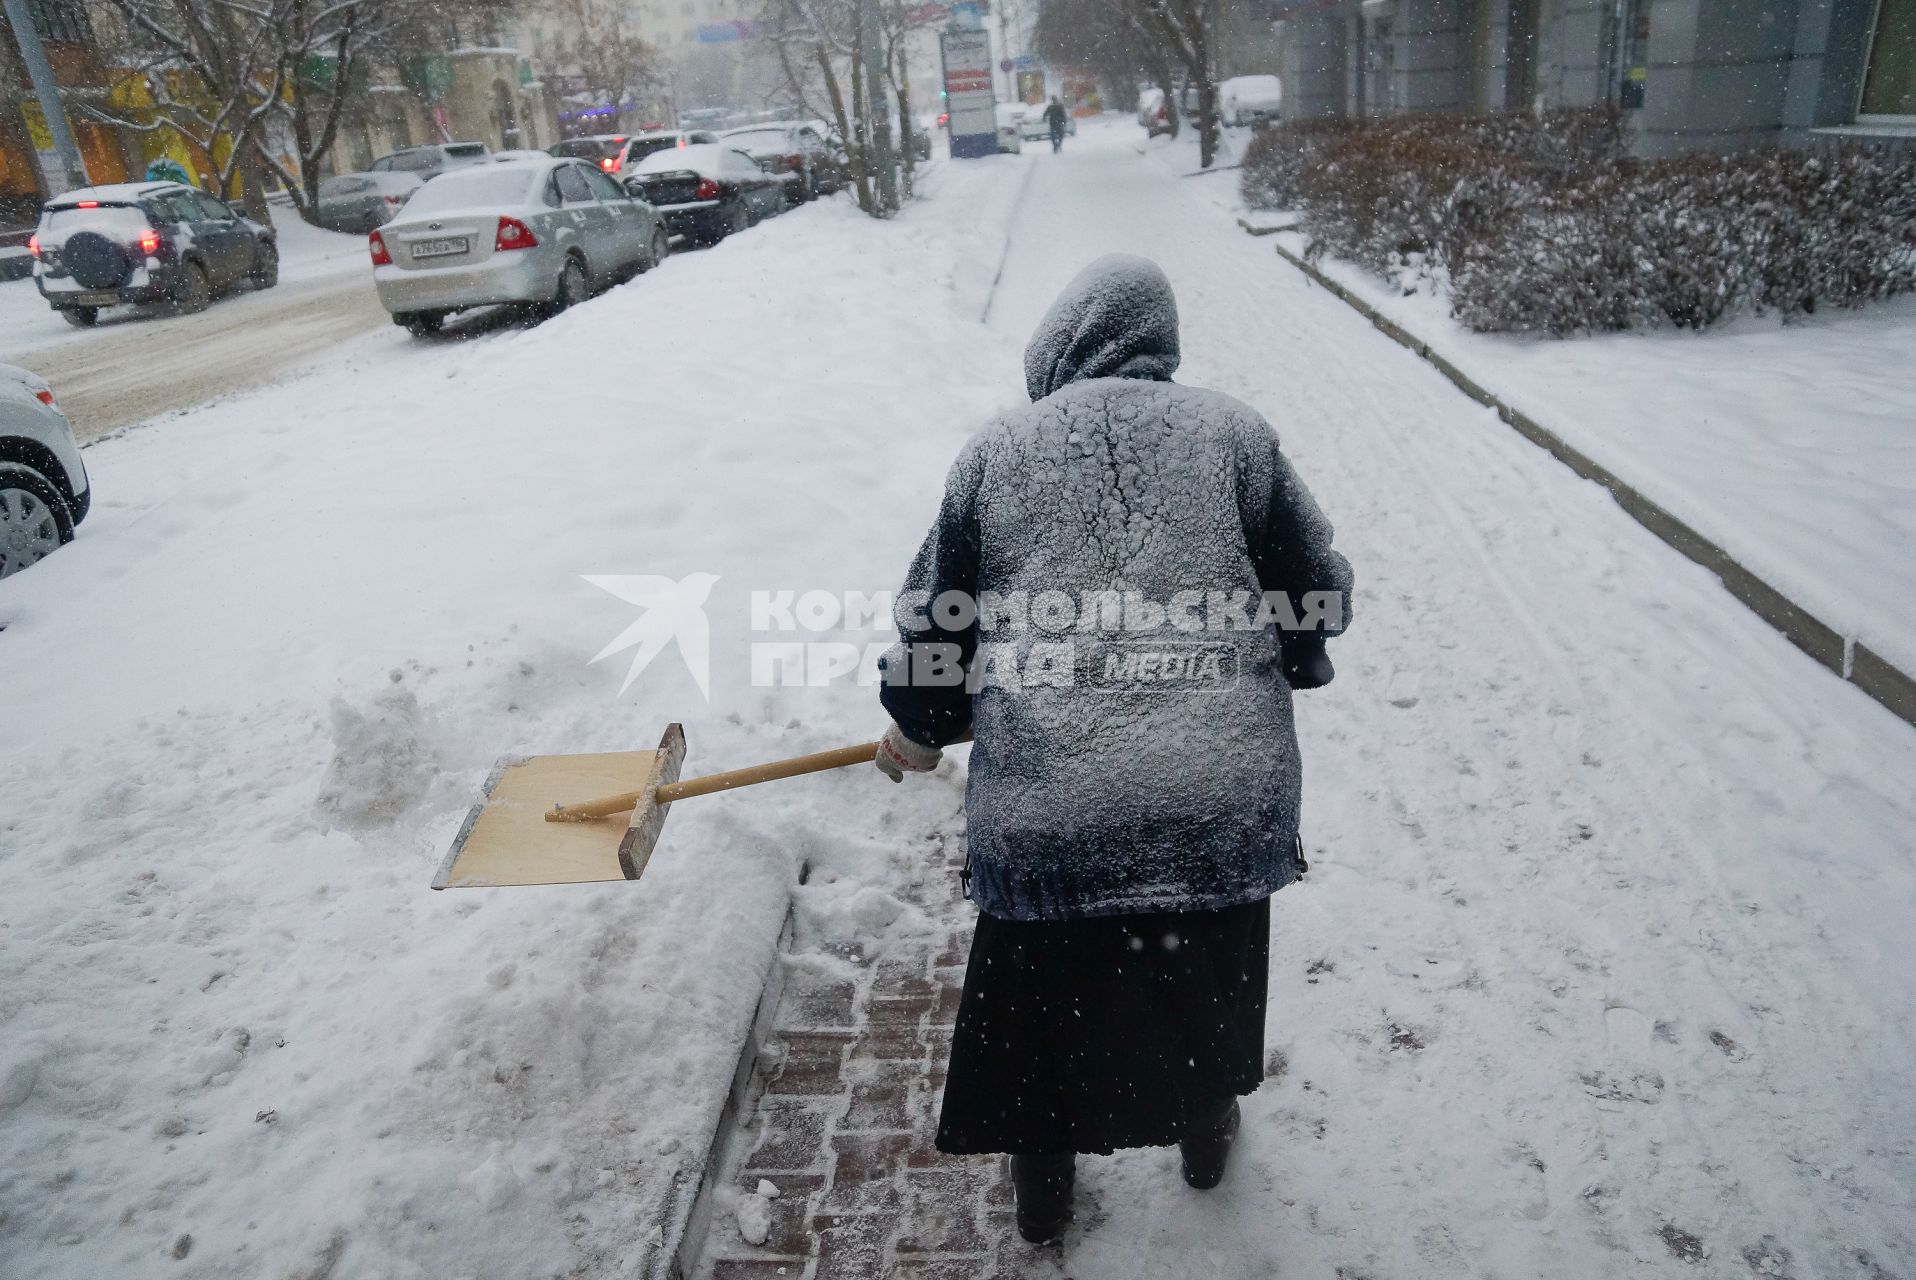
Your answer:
(1018, 108), (1078, 142)
(994, 104), (1025, 154)
(0, 364), (89, 579)
(369, 156), (668, 336)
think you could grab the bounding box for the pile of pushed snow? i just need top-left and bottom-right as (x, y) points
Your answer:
(314, 676), (448, 829)
(0, 160), (1025, 1276)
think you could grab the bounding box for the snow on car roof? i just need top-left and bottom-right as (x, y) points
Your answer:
(47, 181), (179, 207)
(632, 144), (741, 174)
(401, 166), (544, 214)
(1223, 74), (1283, 100)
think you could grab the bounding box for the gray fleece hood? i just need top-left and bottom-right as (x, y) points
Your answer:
(1022, 254), (1182, 402)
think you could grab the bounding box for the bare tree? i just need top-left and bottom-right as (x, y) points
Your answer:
(1130, 0), (1219, 166)
(88, 0), (520, 223)
(259, 0), (383, 219)
(1034, 0), (1167, 122)
(760, 0), (878, 213)
(879, 0), (942, 201)
(544, 0), (658, 127)
(86, 0), (298, 215)
(1034, 0), (1227, 165)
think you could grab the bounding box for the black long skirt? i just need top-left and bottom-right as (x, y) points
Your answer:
(935, 896), (1271, 1156)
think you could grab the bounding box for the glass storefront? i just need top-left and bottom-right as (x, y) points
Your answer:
(1861, 0), (1916, 117)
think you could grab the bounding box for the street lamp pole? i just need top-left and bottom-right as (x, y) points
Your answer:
(2, 0), (90, 192)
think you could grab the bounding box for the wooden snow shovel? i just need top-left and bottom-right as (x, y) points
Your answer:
(431, 723), (931, 890)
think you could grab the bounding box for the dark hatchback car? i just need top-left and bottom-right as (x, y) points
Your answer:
(718, 122), (845, 202)
(29, 182), (277, 326)
(623, 145), (789, 246)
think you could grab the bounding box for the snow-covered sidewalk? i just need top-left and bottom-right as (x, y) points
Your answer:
(1176, 138), (1916, 684)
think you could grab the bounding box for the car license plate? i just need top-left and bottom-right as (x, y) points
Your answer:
(73, 291), (118, 306)
(410, 236), (469, 260)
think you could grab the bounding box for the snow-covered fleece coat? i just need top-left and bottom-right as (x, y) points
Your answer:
(880, 255), (1353, 921)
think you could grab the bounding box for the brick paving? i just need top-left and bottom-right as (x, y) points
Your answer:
(694, 837), (1050, 1280)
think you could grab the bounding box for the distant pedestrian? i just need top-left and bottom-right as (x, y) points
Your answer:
(875, 255), (1353, 1243)
(1043, 96), (1068, 152)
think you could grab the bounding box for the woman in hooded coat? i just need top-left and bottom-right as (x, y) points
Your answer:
(875, 254), (1352, 1242)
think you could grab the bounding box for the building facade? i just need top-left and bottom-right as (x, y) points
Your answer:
(1274, 0), (1916, 153)
(4, 0), (563, 234)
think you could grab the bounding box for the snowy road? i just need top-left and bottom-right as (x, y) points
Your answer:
(1, 215), (381, 441)
(22, 273), (386, 442)
(1, 124), (1911, 1280)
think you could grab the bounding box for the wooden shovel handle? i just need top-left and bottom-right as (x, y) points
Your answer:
(543, 741), (878, 821)
(544, 729), (969, 822)
(658, 740), (880, 803)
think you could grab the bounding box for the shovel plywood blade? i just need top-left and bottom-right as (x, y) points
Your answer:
(432, 730), (685, 889)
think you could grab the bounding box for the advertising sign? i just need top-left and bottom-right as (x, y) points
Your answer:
(947, 1), (985, 31)
(941, 28), (997, 158)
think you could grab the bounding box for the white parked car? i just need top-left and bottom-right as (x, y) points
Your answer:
(1138, 87), (1173, 137)
(1221, 74), (1283, 126)
(0, 364), (90, 579)
(994, 104), (1025, 154)
(1019, 106), (1078, 142)
(369, 156), (669, 336)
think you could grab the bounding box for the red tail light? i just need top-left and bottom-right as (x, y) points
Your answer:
(601, 157), (618, 172)
(138, 228), (161, 255)
(368, 230), (392, 265)
(694, 178), (720, 200)
(76, 199), (99, 208)
(27, 233), (40, 259)
(495, 216), (538, 250)
(35, 389), (56, 407)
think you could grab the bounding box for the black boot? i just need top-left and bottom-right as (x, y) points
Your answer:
(1179, 1097), (1241, 1190)
(1010, 1151), (1075, 1243)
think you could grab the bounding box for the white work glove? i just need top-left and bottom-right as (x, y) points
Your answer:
(874, 724), (941, 783)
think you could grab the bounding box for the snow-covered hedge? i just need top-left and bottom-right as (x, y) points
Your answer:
(1242, 111), (1916, 334)
(1453, 148), (1916, 333)
(1237, 119), (1357, 212)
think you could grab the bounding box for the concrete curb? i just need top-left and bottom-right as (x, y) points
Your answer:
(647, 895), (798, 1280)
(1259, 231), (1916, 731)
